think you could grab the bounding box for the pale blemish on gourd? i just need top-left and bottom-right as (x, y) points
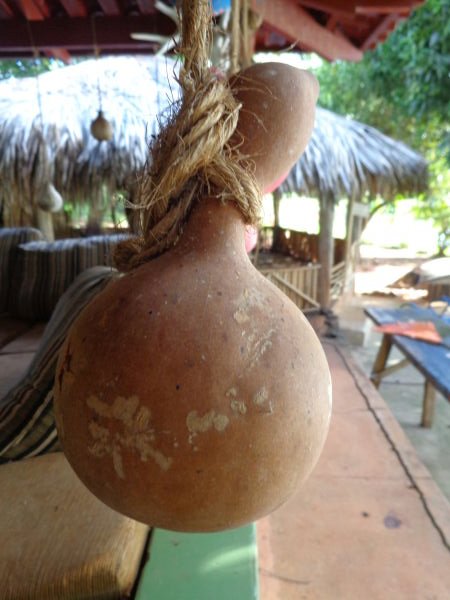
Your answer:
(233, 287), (272, 325)
(233, 289), (276, 370)
(245, 328), (276, 371)
(231, 399), (247, 414)
(253, 386), (274, 414)
(87, 394), (172, 478)
(253, 386), (269, 406)
(226, 387), (247, 414)
(186, 409), (230, 445)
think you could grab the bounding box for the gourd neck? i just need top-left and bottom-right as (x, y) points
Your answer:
(174, 198), (248, 257)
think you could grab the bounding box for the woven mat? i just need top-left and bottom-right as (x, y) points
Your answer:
(0, 452), (149, 599)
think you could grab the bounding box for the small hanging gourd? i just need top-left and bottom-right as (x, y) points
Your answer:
(54, 2), (331, 532)
(37, 182), (64, 213)
(90, 110), (113, 142)
(90, 16), (113, 142)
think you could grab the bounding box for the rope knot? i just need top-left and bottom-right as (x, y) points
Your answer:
(114, 0), (261, 272)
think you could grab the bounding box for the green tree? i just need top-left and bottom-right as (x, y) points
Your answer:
(314, 0), (450, 254)
(0, 58), (61, 80)
(315, 0), (449, 153)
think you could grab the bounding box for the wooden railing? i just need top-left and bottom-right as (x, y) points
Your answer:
(257, 261), (346, 310)
(258, 264), (321, 311)
(331, 261), (346, 300)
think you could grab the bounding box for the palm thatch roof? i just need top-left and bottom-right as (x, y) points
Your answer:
(0, 55), (179, 211)
(0, 55), (427, 216)
(280, 107), (428, 201)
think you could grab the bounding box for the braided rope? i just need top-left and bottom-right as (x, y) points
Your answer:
(115, 0), (261, 272)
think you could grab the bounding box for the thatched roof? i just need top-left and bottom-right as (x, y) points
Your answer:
(0, 55), (427, 213)
(0, 55), (179, 209)
(280, 107), (428, 201)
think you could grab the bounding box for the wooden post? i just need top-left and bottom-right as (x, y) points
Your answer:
(318, 192), (335, 309)
(421, 382), (436, 428)
(273, 190), (281, 228)
(344, 192), (355, 293)
(271, 190), (283, 253)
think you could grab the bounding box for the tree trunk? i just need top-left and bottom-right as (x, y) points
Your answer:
(318, 192), (335, 309)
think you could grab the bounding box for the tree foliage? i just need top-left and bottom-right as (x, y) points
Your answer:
(0, 58), (62, 80)
(315, 0), (449, 150)
(314, 0), (450, 254)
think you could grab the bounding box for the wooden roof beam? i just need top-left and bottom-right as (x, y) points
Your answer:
(18, 0), (50, 19)
(136, 0), (155, 14)
(44, 47), (71, 62)
(18, 0), (68, 60)
(0, 0), (14, 17)
(356, 2), (422, 15)
(254, 0), (363, 61)
(299, 1), (421, 14)
(97, 0), (121, 16)
(360, 13), (403, 50)
(0, 14), (176, 54)
(59, 0), (87, 18)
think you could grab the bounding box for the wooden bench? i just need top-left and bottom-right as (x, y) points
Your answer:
(364, 305), (450, 427)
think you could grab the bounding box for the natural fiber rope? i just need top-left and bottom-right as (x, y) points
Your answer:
(114, 0), (261, 272)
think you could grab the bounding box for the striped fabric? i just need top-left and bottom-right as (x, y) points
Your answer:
(0, 266), (118, 463)
(8, 233), (129, 321)
(0, 227), (44, 314)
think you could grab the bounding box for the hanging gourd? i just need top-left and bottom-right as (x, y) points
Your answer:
(90, 17), (113, 142)
(54, 0), (331, 532)
(37, 182), (64, 213)
(90, 110), (113, 142)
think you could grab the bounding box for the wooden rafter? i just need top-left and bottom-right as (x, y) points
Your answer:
(136, 0), (155, 14)
(45, 47), (71, 62)
(360, 13), (401, 49)
(0, 14), (176, 54)
(254, 0), (363, 61)
(59, 0), (87, 18)
(0, 0), (14, 17)
(299, 0), (420, 14)
(97, 0), (121, 16)
(18, 0), (50, 19)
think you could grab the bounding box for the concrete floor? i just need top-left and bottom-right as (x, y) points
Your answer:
(336, 292), (450, 501)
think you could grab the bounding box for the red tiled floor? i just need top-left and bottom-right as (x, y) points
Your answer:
(257, 342), (450, 600)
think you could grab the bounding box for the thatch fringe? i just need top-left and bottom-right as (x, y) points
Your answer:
(0, 55), (427, 217)
(0, 56), (179, 211)
(281, 107), (428, 200)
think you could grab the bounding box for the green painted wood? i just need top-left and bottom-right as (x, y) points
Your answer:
(135, 524), (259, 599)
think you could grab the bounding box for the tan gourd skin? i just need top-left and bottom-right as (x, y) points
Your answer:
(54, 63), (332, 532)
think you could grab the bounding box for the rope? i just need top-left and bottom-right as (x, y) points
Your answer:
(91, 16), (103, 112)
(114, 0), (261, 272)
(230, 0), (241, 75)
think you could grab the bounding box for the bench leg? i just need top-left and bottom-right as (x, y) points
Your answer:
(421, 381), (436, 428)
(370, 334), (392, 388)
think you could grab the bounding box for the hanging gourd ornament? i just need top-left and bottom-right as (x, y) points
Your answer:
(90, 110), (113, 142)
(54, 59), (331, 532)
(37, 182), (64, 213)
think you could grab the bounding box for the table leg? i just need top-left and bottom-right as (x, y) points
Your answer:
(371, 334), (392, 388)
(421, 381), (436, 428)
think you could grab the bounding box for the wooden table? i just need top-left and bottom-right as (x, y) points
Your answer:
(364, 305), (450, 427)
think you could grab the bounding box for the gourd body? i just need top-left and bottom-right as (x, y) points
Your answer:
(54, 200), (331, 531)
